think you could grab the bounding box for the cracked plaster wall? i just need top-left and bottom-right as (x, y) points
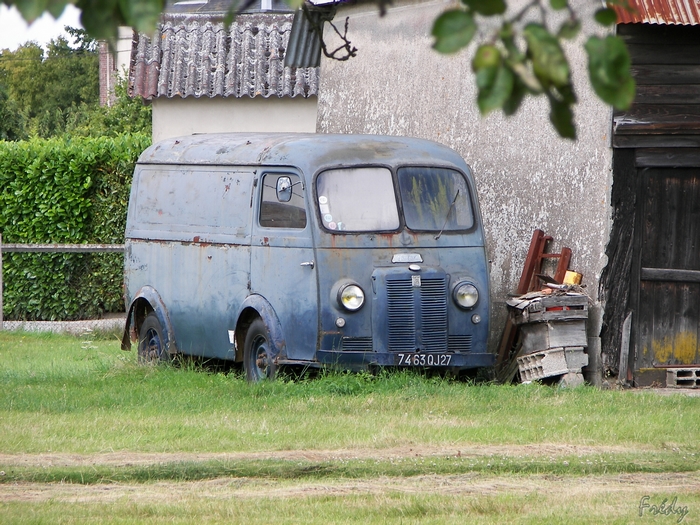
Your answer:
(318, 0), (613, 351)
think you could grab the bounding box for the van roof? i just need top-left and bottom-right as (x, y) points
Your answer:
(137, 133), (469, 173)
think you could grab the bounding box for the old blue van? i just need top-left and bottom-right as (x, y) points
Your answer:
(121, 133), (493, 380)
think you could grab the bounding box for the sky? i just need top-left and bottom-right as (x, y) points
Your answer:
(0, 4), (82, 51)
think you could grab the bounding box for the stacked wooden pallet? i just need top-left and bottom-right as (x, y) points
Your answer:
(507, 291), (589, 386)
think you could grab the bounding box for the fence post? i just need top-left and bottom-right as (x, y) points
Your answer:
(0, 232), (3, 331)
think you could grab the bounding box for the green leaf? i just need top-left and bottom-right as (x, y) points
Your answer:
(472, 46), (514, 114)
(594, 8), (618, 26)
(47, 0), (70, 19)
(500, 23), (525, 62)
(12, 0), (51, 23)
(462, 0), (506, 16)
(509, 62), (542, 93)
(432, 10), (477, 54)
(585, 35), (635, 109)
(557, 19), (581, 40)
(76, 0), (120, 41)
(548, 96), (576, 140)
(523, 23), (571, 88)
(120, 0), (163, 35)
(549, 0), (568, 10)
(503, 77), (527, 116)
(555, 83), (577, 105)
(476, 64), (514, 115)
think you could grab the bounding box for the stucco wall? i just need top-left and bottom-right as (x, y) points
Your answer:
(152, 96), (318, 142)
(318, 0), (613, 351)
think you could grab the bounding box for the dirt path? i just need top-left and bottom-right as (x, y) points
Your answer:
(2, 472), (699, 503)
(0, 443), (652, 468)
(2, 444), (698, 505)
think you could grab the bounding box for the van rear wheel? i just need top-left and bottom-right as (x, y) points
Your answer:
(244, 318), (277, 382)
(138, 312), (170, 364)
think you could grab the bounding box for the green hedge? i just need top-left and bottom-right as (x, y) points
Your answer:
(0, 134), (151, 320)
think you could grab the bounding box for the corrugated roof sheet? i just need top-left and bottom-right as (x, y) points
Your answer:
(613, 0), (700, 25)
(130, 12), (319, 100)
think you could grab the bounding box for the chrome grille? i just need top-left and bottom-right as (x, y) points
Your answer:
(448, 335), (473, 352)
(341, 337), (373, 351)
(387, 276), (447, 352)
(387, 279), (415, 351)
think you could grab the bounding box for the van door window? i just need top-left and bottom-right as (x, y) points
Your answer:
(316, 167), (400, 231)
(397, 167), (474, 232)
(260, 173), (307, 229)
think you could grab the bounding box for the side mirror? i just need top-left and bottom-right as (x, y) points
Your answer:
(276, 176), (292, 203)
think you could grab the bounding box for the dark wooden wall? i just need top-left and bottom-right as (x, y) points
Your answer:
(603, 23), (700, 379)
(614, 23), (700, 153)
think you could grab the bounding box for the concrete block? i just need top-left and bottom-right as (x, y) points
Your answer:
(558, 372), (585, 388)
(666, 368), (700, 389)
(517, 347), (589, 381)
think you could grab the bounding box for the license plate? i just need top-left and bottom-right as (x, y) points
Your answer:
(396, 353), (453, 366)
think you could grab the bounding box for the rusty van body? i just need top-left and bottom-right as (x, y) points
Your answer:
(121, 133), (493, 380)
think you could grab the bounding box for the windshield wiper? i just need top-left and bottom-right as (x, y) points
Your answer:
(434, 189), (459, 240)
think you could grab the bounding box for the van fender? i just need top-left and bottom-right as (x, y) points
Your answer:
(121, 286), (177, 355)
(235, 295), (286, 362)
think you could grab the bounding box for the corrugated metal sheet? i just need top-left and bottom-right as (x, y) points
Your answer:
(614, 0), (700, 25)
(130, 12), (319, 100)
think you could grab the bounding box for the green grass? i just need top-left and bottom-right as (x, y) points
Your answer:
(1, 331), (699, 523)
(1, 330), (699, 455)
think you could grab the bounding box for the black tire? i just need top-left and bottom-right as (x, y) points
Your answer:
(137, 312), (170, 364)
(243, 318), (277, 382)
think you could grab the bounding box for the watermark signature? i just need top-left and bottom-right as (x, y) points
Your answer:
(639, 496), (689, 523)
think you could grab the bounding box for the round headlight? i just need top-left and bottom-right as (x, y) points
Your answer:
(338, 284), (365, 311)
(453, 282), (479, 309)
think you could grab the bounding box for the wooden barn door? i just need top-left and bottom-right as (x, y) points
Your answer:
(607, 23), (700, 385)
(635, 167), (700, 373)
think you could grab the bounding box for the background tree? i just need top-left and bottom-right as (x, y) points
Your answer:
(64, 78), (152, 138)
(0, 83), (26, 140)
(0, 27), (150, 140)
(0, 28), (99, 138)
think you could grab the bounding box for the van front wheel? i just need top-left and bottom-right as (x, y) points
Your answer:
(244, 318), (277, 382)
(138, 312), (170, 364)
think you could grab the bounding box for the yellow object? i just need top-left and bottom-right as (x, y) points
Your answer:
(563, 271), (582, 285)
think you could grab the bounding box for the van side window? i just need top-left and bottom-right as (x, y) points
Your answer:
(260, 173), (307, 229)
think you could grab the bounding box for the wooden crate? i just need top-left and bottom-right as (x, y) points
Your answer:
(507, 293), (589, 325)
(519, 320), (588, 355)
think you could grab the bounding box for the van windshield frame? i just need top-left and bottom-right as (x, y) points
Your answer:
(314, 165), (474, 234)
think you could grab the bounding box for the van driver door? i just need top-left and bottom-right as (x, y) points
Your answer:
(250, 171), (318, 361)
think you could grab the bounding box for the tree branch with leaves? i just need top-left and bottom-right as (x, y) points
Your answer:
(431, 0), (636, 138)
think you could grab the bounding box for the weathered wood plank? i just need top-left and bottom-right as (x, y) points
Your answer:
(635, 149), (700, 168)
(600, 149), (636, 373)
(520, 321), (588, 354)
(629, 85), (700, 105)
(641, 268), (700, 283)
(618, 23), (700, 46)
(631, 65), (700, 85)
(613, 135), (700, 149)
(626, 44), (700, 65)
(614, 105), (700, 133)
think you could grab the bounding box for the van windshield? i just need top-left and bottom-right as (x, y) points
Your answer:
(316, 167), (400, 231)
(316, 166), (474, 233)
(397, 167), (474, 231)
